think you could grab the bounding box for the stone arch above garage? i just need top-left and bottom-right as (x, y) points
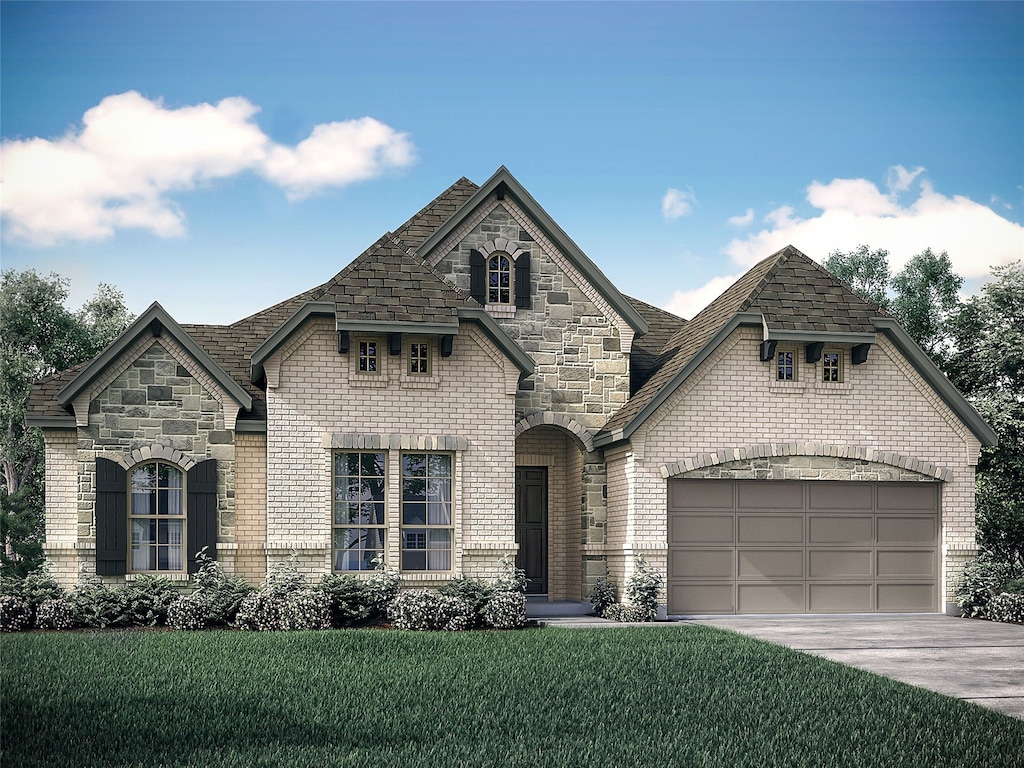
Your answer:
(659, 443), (950, 482)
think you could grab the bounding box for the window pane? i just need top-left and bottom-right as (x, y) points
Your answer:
(131, 545), (153, 571)
(427, 478), (451, 502)
(361, 453), (384, 480)
(131, 465), (157, 490)
(401, 549), (426, 571)
(427, 454), (451, 476)
(159, 465), (183, 488)
(427, 502), (451, 526)
(132, 519), (155, 544)
(403, 479), (425, 502)
(132, 489), (155, 516)
(403, 454), (426, 477)
(403, 502), (426, 525)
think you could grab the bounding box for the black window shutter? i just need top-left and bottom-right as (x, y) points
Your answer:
(95, 457), (128, 576)
(186, 459), (218, 574)
(515, 252), (532, 308)
(469, 249), (486, 304)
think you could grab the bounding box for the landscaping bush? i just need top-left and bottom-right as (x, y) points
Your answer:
(0, 566), (65, 625)
(318, 574), (373, 627)
(72, 578), (133, 628)
(622, 554), (664, 621)
(433, 594), (476, 631)
(121, 575), (179, 626)
(588, 572), (617, 618)
(364, 557), (401, 617)
(281, 589), (332, 630)
(235, 590), (283, 631)
(167, 594), (209, 631)
(482, 590), (526, 629)
(439, 576), (492, 626)
(985, 592), (1024, 624)
(603, 603), (650, 623)
(35, 597), (77, 630)
(1002, 578), (1024, 595)
(954, 554), (1015, 618)
(191, 549), (253, 625)
(389, 590), (442, 631)
(0, 594), (31, 632)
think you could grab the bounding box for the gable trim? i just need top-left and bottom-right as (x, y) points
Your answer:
(594, 312), (763, 448)
(418, 166), (648, 337)
(765, 329), (877, 345)
(57, 302), (252, 413)
(872, 317), (997, 447)
(250, 301), (336, 382)
(456, 306), (535, 377)
(334, 319), (461, 336)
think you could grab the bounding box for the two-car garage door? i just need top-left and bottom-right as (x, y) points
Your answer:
(668, 480), (939, 614)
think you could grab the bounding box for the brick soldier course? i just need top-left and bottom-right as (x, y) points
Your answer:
(29, 167), (996, 614)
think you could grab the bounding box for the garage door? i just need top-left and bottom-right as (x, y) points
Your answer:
(668, 480), (939, 614)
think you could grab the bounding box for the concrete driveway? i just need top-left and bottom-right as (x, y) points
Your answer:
(688, 615), (1024, 719)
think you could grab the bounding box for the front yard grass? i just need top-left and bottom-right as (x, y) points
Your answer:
(2, 625), (1020, 767)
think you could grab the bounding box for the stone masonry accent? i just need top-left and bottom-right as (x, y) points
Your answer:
(68, 342), (235, 585)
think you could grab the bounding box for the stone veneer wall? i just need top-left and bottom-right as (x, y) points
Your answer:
(605, 327), (982, 608)
(69, 342), (235, 584)
(265, 318), (518, 584)
(434, 205), (630, 431)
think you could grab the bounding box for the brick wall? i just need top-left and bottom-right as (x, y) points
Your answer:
(606, 327), (981, 605)
(41, 429), (79, 585)
(233, 433), (268, 583)
(266, 318), (517, 584)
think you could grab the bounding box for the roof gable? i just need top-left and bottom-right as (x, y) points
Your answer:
(416, 166), (649, 337)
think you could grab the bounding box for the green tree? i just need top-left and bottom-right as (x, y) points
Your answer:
(824, 245), (892, 311)
(890, 248), (964, 366)
(947, 262), (1024, 574)
(0, 270), (133, 575)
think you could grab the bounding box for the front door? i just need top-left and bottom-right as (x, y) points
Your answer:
(515, 466), (548, 595)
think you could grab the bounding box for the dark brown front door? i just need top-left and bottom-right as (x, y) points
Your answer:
(515, 467), (548, 595)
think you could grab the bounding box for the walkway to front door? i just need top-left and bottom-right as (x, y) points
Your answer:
(515, 466), (548, 595)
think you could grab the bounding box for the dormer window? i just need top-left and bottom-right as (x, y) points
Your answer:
(358, 340), (379, 373)
(488, 253), (512, 304)
(823, 350), (842, 382)
(777, 350), (796, 381)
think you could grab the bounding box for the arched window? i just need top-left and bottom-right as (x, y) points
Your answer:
(130, 461), (185, 572)
(488, 253), (512, 304)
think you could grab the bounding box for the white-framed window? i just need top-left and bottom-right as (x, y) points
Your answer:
(129, 461), (185, 572)
(400, 453), (452, 572)
(777, 350), (797, 381)
(488, 253), (512, 304)
(822, 350), (843, 383)
(358, 339), (380, 373)
(332, 452), (386, 571)
(409, 340), (430, 375)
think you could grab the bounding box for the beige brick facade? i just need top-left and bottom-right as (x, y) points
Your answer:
(604, 327), (982, 606)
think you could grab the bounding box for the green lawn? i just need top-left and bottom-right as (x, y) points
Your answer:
(2, 625), (1020, 767)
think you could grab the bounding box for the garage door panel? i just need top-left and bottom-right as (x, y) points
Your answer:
(808, 482), (873, 510)
(877, 516), (936, 544)
(738, 584), (804, 613)
(877, 550), (936, 578)
(738, 515), (802, 543)
(809, 516), (872, 543)
(669, 480), (734, 510)
(738, 550), (803, 578)
(738, 481), (803, 510)
(668, 479), (939, 615)
(671, 514), (733, 544)
(877, 583), (935, 612)
(671, 549), (733, 579)
(808, 549), (872, 578)
(809, 584), (873, 612)
(670, 584), (734, 614)
(877, 484), (937, 511)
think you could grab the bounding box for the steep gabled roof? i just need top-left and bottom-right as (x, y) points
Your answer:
(417, 166), (649, 337)
(624, 296), (687, 394)
(392, 177), (480, 250)
(598, 245), (996, 447)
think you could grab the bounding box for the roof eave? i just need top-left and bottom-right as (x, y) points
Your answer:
(594, 312), (763, 449)
(250, 301), (336, 382)
(418, 166), (649, 337)
(335, 318), (461, 336)
(26, 415), (77, 429)
(57, 302), (253, 412)
(871, 317), (998, 447)
(457, 306), (535, 377)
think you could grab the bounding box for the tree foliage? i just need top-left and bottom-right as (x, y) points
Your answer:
(890, 248), (964, 367)
(0, 270), (133, 576)
(824, 245), (892, 311)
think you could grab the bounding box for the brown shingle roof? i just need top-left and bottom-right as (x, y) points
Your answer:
(601, 246), (885, 437)
(624, 296), (687, 394)
(392, 177), (479, 250)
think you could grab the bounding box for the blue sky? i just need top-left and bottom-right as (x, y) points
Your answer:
(2, 1), (1022, 324)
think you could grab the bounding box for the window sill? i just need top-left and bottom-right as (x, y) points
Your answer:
(126, 572), (189, 582)
(484, 304), (517, 319)
(769, 380), (807, 393)
(349, 374), (389, 388)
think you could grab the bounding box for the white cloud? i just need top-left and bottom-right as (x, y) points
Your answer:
(725, 167), (1024, 280)
(727, 208), (754, 227)
(0, 91), (415, 246)
(663, 272), (743, 320)
(662, 187), (696, 219)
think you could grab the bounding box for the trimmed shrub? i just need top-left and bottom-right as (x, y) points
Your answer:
(482, 590), (527, 629)
(985, 593), (1024, 624)
(235, 590), (283, 631)
(281, 589), (332, 631)
(1002, 579), (1024, 595)
(122, 575), (179, 626)
(588, 573), (617, 618)
(434, 595), (476, 631)
(492, 554), (527, 594)
(0, 595), (31, 632)
(265, 551), (308, 597)
(623, 555), (664, 621)
(364, 559), (401, 618)
(191, 549), (253, 626)
(72, 579), (131, 628)
(439, 576), (492, 626)
(955, 555), (1015, 618)
(318, 574), (372, 627)
(604, 604), (649, 623)
(389, 590), (441, 631)
(35, 597), (77, 630)
(1, 566), (65, 625)
(167, 594), (209, 631)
